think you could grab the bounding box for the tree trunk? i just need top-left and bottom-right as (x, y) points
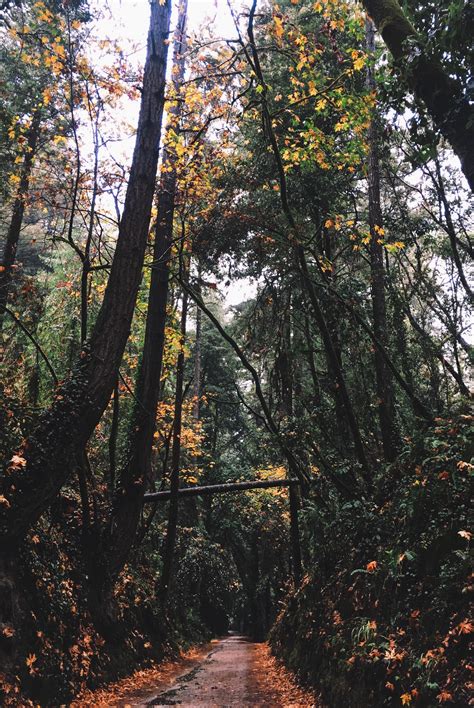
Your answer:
(277, 298), (303, 583)
(101, 0), (188, 590)
(361, 0), (474, 191)
(193, 267), (202, 420)
(159, 286), (188, 610)
(0, 0), (172, 546)
(0, 110), (41, 329)
(366, 17), (399, 461)
(317, 226), (351, 451)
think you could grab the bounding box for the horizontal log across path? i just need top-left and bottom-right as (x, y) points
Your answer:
(143, 478), (300, 502)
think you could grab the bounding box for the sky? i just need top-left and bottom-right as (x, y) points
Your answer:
(103, 0), (240, 55)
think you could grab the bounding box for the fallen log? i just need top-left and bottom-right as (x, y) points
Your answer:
(143, 478), (300, 502)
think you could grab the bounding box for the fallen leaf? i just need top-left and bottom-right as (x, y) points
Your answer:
(458, 530), (472, 541)
(9, 454), (26, 469)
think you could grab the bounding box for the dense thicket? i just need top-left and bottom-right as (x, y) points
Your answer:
(0, 0), (472, 705)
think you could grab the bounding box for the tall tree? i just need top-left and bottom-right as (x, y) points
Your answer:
(245, 0), (371, 478)
(159, 281), (189, 610)
(101, 0), (189, 594)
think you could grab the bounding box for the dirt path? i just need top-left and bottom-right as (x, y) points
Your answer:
(144, 635), (314, 706)
(74, 635), (316, 706)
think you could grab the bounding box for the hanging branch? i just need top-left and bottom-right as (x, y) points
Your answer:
(4, 307), (58, 385)
(177, 276), (310, 486)
(313, 281), (433, 420)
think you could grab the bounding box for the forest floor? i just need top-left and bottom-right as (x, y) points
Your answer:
(72, 635), (317, 706)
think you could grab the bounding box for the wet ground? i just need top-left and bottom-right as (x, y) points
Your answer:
(73, 634), (316, 706)
(142, 634), (313, 706)
(145, 635), (266, 705)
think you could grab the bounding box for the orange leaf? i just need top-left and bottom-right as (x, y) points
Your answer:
(9, 454), (26, 469)
(458, 530), (471, 541)
(25, 653), (37, 674)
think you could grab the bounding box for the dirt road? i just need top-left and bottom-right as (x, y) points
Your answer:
(73, 635), (316, 706)
(143, 635), (314, 706)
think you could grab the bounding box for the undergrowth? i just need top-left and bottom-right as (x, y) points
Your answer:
(271, 412), (473, 707)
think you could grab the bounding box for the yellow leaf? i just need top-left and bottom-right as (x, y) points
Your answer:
(273, 15), (284, 41)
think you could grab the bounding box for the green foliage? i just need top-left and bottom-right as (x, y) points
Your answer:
(270, 413), (474, 706)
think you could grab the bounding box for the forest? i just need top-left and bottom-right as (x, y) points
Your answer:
(0, 0), (472, 705)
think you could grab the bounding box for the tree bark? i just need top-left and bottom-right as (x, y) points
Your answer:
(0, 0), (172, 547)
(298, 250), (370, 477)
(361, 0), (474, 191)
